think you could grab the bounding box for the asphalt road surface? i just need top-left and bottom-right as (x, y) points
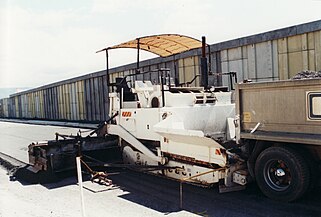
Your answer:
(0, 121), (320, 217)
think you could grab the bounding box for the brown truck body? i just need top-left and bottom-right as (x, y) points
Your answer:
(236, 78), (321, 147)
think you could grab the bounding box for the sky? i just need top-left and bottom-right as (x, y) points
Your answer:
(0, 0), (321, 92)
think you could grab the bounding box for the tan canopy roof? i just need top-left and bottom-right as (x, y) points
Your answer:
(99, 34), (202, 57)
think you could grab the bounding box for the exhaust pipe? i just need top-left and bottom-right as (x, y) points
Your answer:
(201, 36), (208, 88)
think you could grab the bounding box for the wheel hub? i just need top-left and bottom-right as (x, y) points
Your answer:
(275, 168), (285, 177)
(264, 160), (291, 191)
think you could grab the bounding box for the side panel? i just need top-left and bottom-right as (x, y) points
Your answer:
(237, 79), (321, 142)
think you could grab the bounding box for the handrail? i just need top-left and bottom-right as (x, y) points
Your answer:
(178, 74), (200, 87)
(112, 68), (171, 108)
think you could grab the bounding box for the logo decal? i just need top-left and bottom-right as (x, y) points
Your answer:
(122, 111), (132, 117)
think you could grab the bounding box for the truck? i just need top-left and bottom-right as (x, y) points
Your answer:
(235, 78), (321, 201)
(28, 34), (321, 202)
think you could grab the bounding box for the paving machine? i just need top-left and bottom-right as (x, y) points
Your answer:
(28, 35), (246, 191)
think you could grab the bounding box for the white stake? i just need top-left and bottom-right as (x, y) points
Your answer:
(76, 156), (86, 217)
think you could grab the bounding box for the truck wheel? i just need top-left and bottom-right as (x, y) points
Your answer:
(255, 146), (310, 202)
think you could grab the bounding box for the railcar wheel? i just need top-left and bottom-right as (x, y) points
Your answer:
(255, 146), (310, 202)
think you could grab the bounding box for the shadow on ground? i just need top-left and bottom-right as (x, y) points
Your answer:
(9, 166), (321, 217)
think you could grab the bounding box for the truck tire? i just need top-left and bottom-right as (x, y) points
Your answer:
(255, 146), (310, 202)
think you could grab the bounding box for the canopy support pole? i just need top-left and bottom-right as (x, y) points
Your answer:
(173, 55), (179, 86)
(105, 49), (110, 86)
(136, 38), (140, 74)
